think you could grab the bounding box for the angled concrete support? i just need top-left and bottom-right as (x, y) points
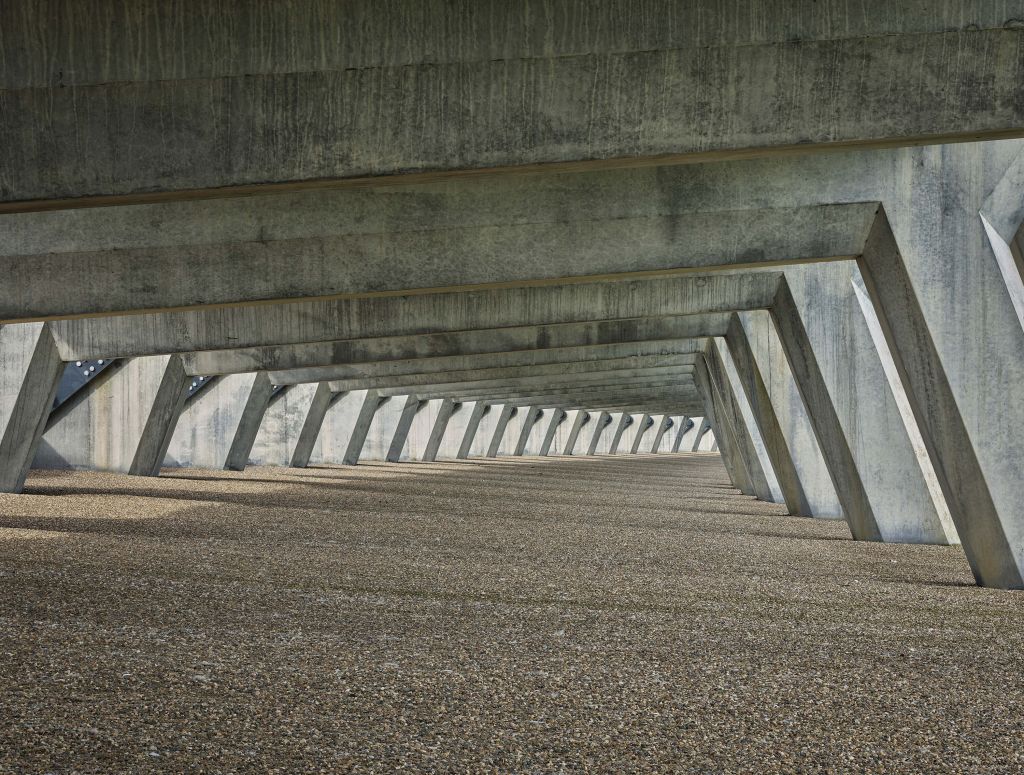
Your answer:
(165, 372), (274, 470)
(387, 394), (424, 462)
(457, 402), (491, 459)
(563, 411), (591, 456)
(650, 416), (673, 453)
(486, 405), (517, 458)
(607, 413), (634, 455)
(247, 382), (322, 467)
(223, 374), (276, 471)
(35, 354), (191, 477)
(630, 414), (655, 454)
(538, 409), (568, 456)
(586, 412), (613, 456)
(771, 264), (953, 545)
(694, 358), (754, 495)
(513, 406), (545, 456)
(0, 323), (64, 492)
(422, 398), (459, 462)
(671, 417), (694, 452)
(342, 390), (389, 465)
(705, 341), (782, 504)
(690, 418), (712, 453)
(290, 383), (336, 468)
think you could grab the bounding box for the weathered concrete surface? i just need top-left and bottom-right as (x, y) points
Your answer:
(36, 355), (189, 476)
(164, 373), (272, 470)
(4, 1), (1024, 207)
(385, 395), (425, 463)
(184, 316), (729, 378)
(538, 409), (568, 457)
(0, 323), (64, 492)
(562, 411), (591, 456)
(248, 383), (323, 467)
(46, 273), (780, 361)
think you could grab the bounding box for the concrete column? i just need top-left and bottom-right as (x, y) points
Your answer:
(690, 418), (711, 452)
(513, 406), (545, 456)
(607, 413), (633, 455)
(694, 357), (755, 495)
(585, 412), (613, 455)
(706, 341), (783, 504)
(538, 409), (568, 456)
(289, 383), (335, 468)
(486, 405), (517, 458)
(734, 311), (842, 519)
(35, 354), (191, 477)
(671, 417), (694, 452)
(457, 402), (490, 459)
(248, 382), (322, 467)
(342, 390), (389, 465)
(724, 315), (813, 517)
(563, 410), (590, 455)
(649, 415), (673, 453)
(630, 414), (655, 454)
(771, 262), (954, 545)
(223, 374), (276, 471)
(0, 323), (64, 492)
(422, 398), (459, 462)
(165, 372), (274, 470)
(386, 394), (424, 462)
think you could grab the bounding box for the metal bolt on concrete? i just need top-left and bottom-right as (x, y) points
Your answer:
(1, 454), (1023, 772)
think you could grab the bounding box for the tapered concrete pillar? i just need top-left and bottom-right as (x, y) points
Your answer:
(649, 416), (673, 453)
(734, 311), (842, 519)
(690, 418), (711, 452)
(771, 263), (954, 545)
(607, 413), (633, 455)
(457, 402), (491, 459)
(486, 405), (517, 458)
(585, 412), (613, 455)
(387, 395), (424, 462)
(422, 398), (459, 462)
(0, 323), (64, 492)
(630, 414), (655, 454)
(247, 382), (323, 467)
(165, 372), (274, 470)
(223, 374), (276, 471)
(671, 417), (693, 452)
(538, 409), (568, 456)
(513, 406), (545, 456)
(290, 383), (335, 468)
(563, 410), (590, 455)
(342, 390), (389, 465)
(723, 315), (813, 517)
(694, 358), (754, 495)
(705, 341), (782, 504)
(35, 354), (191, 477)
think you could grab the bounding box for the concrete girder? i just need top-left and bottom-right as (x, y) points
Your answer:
(184, 316), (729, 378)
(0, 203), (874, 319)
(45, 273), (782, 361)
(5, 3), (1024, 206)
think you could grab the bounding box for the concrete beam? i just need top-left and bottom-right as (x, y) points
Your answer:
(5, 4), (1023, 207)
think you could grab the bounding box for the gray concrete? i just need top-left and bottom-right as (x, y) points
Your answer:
(0, 323), (66, 492)
(586, 413), (614, 456)
(249, 383), (323, 468)
(36, 355), (190, 477)
(289, 384), (335, 468)
(457, 403), (491, 460)
(672, 417), (694, 453)
(386, 395), (424, 463)
(422, 399), (460, 463)
(512, 407), (545, 457)
(649, 416), (673, 453)
(341, 391), (389, 466)
(538, 410), (568, 457)
(563, 411), (591, 456)
(630, 415), (655, 454)
(486, 405), (518, 459)
(607, 414), (634, 456)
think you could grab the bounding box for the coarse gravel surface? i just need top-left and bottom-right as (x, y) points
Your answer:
(1, 452), (1023, 773)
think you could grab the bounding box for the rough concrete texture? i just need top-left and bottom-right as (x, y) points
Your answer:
(2, 455), (1022, 772)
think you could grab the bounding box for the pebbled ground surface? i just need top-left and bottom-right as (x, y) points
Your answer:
(1, 453), (1022, 773)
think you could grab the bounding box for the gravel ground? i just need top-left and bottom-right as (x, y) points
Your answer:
(1, 453), (1022, 773)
